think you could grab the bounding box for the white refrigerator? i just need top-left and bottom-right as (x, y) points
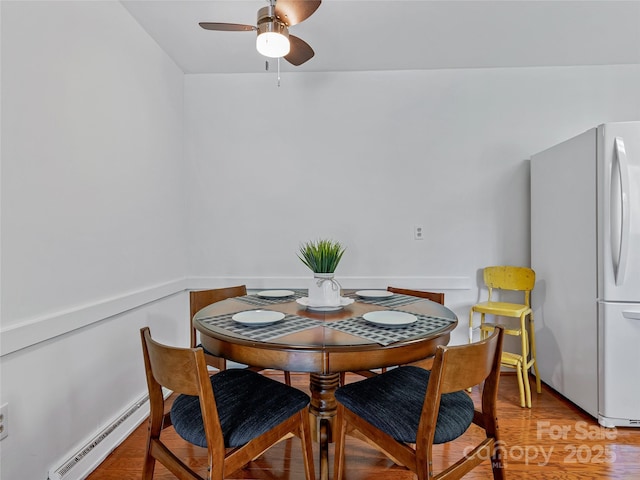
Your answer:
(530, 121), (640, 428)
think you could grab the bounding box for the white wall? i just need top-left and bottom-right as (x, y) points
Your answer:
(1, 2), (186, 479)
(184, 65), (640, 341)
(1, 1), (639, 479)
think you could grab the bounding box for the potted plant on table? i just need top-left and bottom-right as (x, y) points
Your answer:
(298, 238), (346, 307)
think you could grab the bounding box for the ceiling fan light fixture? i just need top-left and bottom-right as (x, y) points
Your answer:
(199, 0), (319, 66)
(256, 21), (290, 58)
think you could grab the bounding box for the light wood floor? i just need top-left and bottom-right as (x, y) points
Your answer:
(87, 372), (640, 480)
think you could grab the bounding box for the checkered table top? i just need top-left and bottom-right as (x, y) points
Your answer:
(199, 311), (322, 342)
(324, 312), (456, 346)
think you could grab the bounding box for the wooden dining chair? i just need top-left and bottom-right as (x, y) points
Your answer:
(387, 287), (445, 371)
(333, 326), (505, 480)
(190, 285), (291, 385)
(340, 287), (445, 385)
(140, 327), (315, 480)
(190, 285), (248, 371)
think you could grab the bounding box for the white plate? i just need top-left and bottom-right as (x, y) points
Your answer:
(363, 311), (417, 328)
(257, 289), (295, 298)
(355, 290), (394, 299)
(232, 310), (285, 326)
(296, 297), (355, 312)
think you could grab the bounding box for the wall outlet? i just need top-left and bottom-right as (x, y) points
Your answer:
(0, 403), (8, 440)
(414, 225), (424, 240)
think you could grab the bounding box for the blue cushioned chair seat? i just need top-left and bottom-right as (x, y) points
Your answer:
(171, 369), (309, 448)
(335, 366), (474, 444)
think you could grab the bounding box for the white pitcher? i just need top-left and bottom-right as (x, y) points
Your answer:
(308, 273), (341, 307)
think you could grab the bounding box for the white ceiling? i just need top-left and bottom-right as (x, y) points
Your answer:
(121, 0), (640, 75)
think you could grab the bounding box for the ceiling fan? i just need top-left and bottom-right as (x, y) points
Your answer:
(199, 0), (321, 66)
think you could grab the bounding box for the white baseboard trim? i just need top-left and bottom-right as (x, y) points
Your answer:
(1, 278), (187, 356)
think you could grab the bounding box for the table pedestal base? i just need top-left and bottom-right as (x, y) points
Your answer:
(309, 372), (340, 480)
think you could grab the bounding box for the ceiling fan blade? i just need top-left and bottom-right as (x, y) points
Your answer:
(275, 0), (321, 26)
(285, 35), (314, 66)
(199, 22), (256, 32)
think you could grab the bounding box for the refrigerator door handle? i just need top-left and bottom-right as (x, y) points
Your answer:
(622, 310), (640, 320)
(613, 137), (631, 286)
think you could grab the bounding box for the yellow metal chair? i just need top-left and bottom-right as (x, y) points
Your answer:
(469, 266), (541, 408)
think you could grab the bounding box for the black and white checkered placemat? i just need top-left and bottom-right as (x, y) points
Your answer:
(199, 311), (322, 342)
(236, 290), (306, 307)
(344, 292), (421, 308)
(324, 312), (455, 346)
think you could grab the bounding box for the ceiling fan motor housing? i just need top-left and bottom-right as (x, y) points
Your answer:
(256, 5), (289, 39)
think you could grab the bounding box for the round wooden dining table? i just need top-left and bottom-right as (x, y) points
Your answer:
(193, 289), (458, 480)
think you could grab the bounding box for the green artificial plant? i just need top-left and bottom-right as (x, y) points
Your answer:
(297, 239), (346, 274)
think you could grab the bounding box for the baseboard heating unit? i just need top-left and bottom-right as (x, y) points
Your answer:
(48, 388), (169, 480)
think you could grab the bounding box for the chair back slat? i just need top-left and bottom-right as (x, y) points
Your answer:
(142, 327), (207, 396)
(190, 285), (248, 319)
(484, 266), (535, 292)
(433, 327), (504, 394)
